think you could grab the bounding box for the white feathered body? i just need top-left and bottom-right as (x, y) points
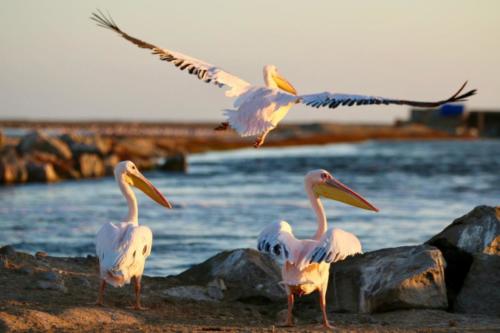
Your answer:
(259, 221), (362, 295)
(224, 87), (297, 137)
(96, 221), (153, 287)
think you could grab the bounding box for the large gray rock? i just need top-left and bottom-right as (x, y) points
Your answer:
(17, 131), (72, 161)
(454, 254), (500, 316)
(329, 245), (447, 313)
(428, 206), (500, 256)
(426, 206), (500, 305)
(176, 248), (285, 302)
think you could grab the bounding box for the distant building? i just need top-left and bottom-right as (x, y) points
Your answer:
(409, 104), (466, 134)
(466, 111), (500, 137)
(408, 105), (500, 137)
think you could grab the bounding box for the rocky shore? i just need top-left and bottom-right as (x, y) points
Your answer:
(0, 121), (467, 185)
(0, 206), (499, 332)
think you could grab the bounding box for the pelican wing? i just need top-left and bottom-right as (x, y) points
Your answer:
(299, 81), (476, 109)
(91, 10), (251, 97)
(307, 228), (362, 264)
(257, 221), (302, 263)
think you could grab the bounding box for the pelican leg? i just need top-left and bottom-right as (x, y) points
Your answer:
(134, 275), (146, 310)
(254, 130), (270, 148)
(319, 288), (333, 329)
(214, 122), (229, 131)
(96, 279), (106, 306)
(285, 291), (295, 327)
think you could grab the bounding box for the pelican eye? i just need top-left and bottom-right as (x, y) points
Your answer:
(132, 250), (136, 258)
(142, 245), (148, 255)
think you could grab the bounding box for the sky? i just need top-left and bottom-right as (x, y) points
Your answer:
(1, 1), (499, 124)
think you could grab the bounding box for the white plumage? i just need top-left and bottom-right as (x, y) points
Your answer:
(258, 169), (377, 328)
(96, 222), (152, 287)
(95, 160), (171, 309)
(92, 11), (476, 148)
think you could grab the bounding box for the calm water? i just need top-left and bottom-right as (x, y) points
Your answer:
(0, 140), (499, 276)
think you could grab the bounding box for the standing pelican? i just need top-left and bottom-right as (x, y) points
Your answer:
(91, 11), (476, 148)
(258, 170), (378, 328)
(95, 161), (172, 309)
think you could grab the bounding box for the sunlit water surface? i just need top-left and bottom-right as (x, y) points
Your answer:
(0, 140), (499, 276)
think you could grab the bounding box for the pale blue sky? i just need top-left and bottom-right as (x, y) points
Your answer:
(1, 1), (499, 123)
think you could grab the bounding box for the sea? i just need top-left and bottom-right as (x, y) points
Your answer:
(0, 140), (499, 276)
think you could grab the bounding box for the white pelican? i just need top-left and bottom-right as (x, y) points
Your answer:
(95, 160), (172, 309)
(91, 11), (476, 147)
(257, 169), (378, 328)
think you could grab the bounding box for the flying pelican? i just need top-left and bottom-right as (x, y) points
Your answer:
(91, 11), (476, 148)
(257, 169), (378, 328)
(95, 160), (172, 309)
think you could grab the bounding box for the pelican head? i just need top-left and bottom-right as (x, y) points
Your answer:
(306, 169), (378, 212)
(263, 65), (297, 95)
(114, 160), (172, 209)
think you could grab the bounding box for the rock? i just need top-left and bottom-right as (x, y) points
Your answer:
(59, 133), (111, 157)
(428, 206), (500, 256)
(17, 131), (72, 161)
(162, 285), (216, 302)
(0, 245), (16, 257)
(454, 254), (500, 316)
(26, 161), (58, 182)
(176, 249), (285, 302)
(207, 278), (226, 300)
(329, 245), (447, 313)
(114, 138), (159, 160)
(35, 251), (48, 259)
(38, 271), (60, 282)
(0, 146), (28, 184)
(27, 151), (79, 180)
(160, 153), (187, 173)
(103, 154), (120, 175)
(36, 280), (67, 293)
(78, 154), (105, 178)
(426, 206), (500, 305)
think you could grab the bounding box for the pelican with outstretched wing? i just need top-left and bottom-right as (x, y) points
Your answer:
(91, 11), (476, 148)
(95, 160), (172, 309)
(258, 169), (378, 328)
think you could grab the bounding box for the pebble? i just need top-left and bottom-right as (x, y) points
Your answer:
(35, 251), (48, 259)
(38, 271), (60, 282)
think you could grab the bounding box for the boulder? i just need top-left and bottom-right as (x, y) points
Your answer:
(176, 248), (285, 302)
(59, 133), (111, 157)
(103, 154), (120, 176)
(426, 206), (500, 305)
(329, 245), (447, 313)
(454, 254), (500, 316)
(160, 153), (187, 173)
(114, 138), (160, 160)
(27, 151), (79, 179)
(0, 146), (28, 184)
(428, 206), (500, 256)
(26, 161), (58, 182)
(17, 131), (72, 161)
(78, 154), (105, 178)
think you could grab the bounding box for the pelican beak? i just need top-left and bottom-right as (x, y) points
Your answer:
(127, 172), (172, 209)
(273, 72), (297, 96)
(313, 178), (379, 212)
